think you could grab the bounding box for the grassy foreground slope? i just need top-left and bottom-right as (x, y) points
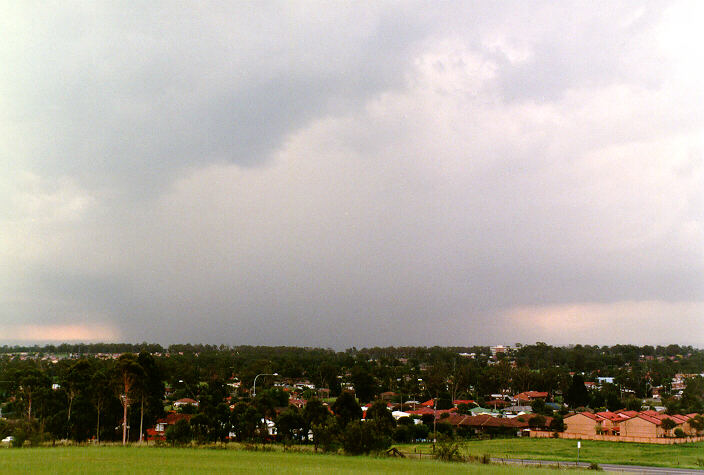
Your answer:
(402, 438), (704, 469)
(0, 446), (564, 475)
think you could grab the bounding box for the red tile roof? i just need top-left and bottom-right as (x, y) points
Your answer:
(453, 399), (475, 406)
(566, 411), (600, 421)
(515, 391), (548, 401)
(157, 412), (193, 425)
(484, 399), (510, 407)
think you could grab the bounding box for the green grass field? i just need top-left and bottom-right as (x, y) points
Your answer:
(399, 438), (704, 469)
(0, 446), (568, 474)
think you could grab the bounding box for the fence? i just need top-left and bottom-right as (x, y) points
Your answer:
(530, 430), (704, 444)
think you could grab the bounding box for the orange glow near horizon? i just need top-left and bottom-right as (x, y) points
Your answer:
(1, 323), (121, 342)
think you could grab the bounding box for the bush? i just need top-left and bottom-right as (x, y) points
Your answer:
(342, 421), (389, 455)
(166, 419), (193, 445)
(392, 425), (412, 443)
(412, 423), (430, 441)
(549, 416), (565, 432)
(11, 431), (26, 448)
(435, 436), (463, 462)
(528, 414), (546, 429)
(674, 428), (685, 438)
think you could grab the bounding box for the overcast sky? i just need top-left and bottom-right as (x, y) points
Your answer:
(1, 1), (702, 348)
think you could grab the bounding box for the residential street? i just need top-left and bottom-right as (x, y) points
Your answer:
(493, 457), (704, 474)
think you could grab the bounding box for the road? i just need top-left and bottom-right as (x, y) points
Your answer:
(493, 457), (703, 474)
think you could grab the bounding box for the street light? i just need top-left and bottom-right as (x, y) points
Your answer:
(252, 373), (278, 397)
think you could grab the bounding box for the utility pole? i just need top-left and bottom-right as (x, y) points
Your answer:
(432, 395), (437, 453)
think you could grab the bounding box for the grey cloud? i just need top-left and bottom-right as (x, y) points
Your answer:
(1, 1), (702, 347)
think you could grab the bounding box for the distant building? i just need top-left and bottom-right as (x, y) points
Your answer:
(490, 345), (511, 359)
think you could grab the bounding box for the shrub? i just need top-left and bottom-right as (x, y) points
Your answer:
(342, 421), (389, 455)
(392, 425), (412, 443)
(434, 436), (463, 462)
(674, 428), (685, 438)
(549, 417), (565, 432)
(528, 414), (546, 429)
(166, 419), (193, 445)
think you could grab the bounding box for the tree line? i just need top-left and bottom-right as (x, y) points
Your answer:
(1, 343), (702, 446)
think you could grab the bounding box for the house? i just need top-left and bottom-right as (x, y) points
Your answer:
(392, 410), (420, 422)
(173, 397), (199, 409)
(484, 399), (510, 409)
(564, 412), (603, 437)
(619, 413), (669, 438)
(146, 412), (192, 441)
(406, 407), (456, 418)
(453, 399), (475, 407)
(443, 413), (531, 436)
(490, 345), (511, 358)
(562, 410), (697, 440)
(288, 398), (306, 409)
(504, 405), (532, 415)
(595, 411), (629, 435)
(514, 391), (548, 404)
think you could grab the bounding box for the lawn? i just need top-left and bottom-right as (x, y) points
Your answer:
(398, 438), (704, 469)
(0, 446), (571, 474)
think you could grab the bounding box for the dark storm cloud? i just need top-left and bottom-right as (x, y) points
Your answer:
(1, 1), (702, 347)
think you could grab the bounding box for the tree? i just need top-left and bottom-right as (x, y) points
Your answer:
(528, 414), (547, 430)
(660, 417), (677, 436)
(302, 398), (329, 444)
(365, 400), (396, 437)
(91, 369), (113, 443)
(62, 359), (92, 439)
(114, 354), (144, 445)
(624, 397), (642, 411)
(230, 402), (262, 442)
(14, 367), (49, 421)
(276, 407), (305, 444)
(135, 351), (165, 443)
(318, 363), (341, 397)
(688, 414), (704, 435)
(350, 366), (377, 402)
(565, 374), (590, 408)
(331, 392), (362, 429)
(531, 398), (551, 416)
(341, 421), (390, 454)
(680, 377), (704, 414)
(166, 419), (192, 445)
(189, 413), (210, 443)
(549, 416), (565, 432)
(310, 415), (340, 452)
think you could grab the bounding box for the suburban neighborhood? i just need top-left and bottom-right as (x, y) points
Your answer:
(2, 342), (703, 452)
